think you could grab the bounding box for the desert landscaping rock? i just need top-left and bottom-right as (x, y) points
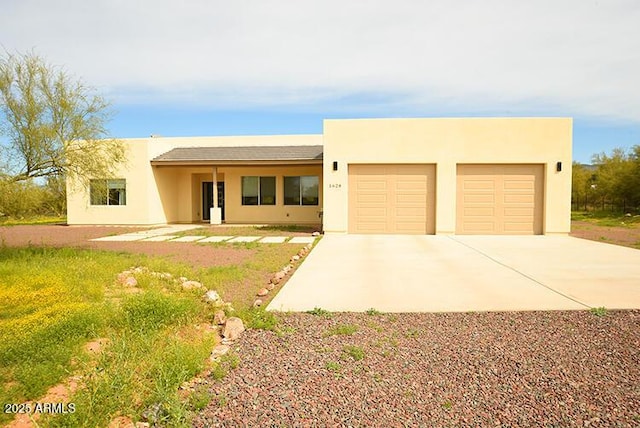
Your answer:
(123, 276), (138, 287)
(203, 290), (222, 304)
(194, 311), (640, 427)
(291, 255), (300, 262)
(257, 288), (269, 297)
(210, 344), (230, 360)
(253, 299), (263, 308)
(181, 280), (204, 290)
(222, 317), (245, 340)
(213, 310), (227, 325)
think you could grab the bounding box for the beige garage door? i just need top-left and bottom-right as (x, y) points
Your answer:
(457, 164), (543, 235)
(348, 164), (436, 234)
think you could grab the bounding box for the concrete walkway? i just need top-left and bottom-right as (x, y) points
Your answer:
(267, 235), (640, 313)
(91, 226), (317, 244)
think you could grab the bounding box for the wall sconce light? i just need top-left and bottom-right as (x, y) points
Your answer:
(556, 161), (562, 172)
(333, 161), (338, 171)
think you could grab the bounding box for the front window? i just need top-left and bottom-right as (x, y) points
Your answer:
(90, 179), (126, 206)
(242, 176), (276, 205)
(284, 176), (319, 206)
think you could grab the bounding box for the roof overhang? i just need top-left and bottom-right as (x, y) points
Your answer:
(150, 145), (323, 167)
(151, 159), (323, 167)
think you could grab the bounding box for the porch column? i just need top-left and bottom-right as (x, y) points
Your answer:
(210, 166), (222, 224)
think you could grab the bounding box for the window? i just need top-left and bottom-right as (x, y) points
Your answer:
(90, 179), (126, 206)
(242, 176), (275, 205)
(284, 176), (319, 206)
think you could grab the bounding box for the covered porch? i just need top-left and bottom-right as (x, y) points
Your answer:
(150, 145), (323, 225)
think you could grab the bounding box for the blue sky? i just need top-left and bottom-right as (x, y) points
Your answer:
(2, 0), (640, 164)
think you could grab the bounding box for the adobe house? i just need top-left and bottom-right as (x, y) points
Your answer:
(66, 117), (573, 235)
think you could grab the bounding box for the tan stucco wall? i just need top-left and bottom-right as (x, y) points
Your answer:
(66, 140), (153, 225)
(322, 118), (573, 235)
(67, 134), (322, 225)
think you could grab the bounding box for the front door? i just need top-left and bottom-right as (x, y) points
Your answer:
(202, 182), (225, 221)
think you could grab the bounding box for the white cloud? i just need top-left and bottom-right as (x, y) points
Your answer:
(2, 0), (639, 121)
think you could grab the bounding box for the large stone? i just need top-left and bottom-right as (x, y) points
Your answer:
(202, 290), (221, 303)
(253, 299), (263, 308)
(222, 317), (245, 340)
(291, 255), (300, 262)
(270, 276), (281, 285)
(257, 288), (269, 297)
(213, 310), (227, 325)
(210, 344), (230, 360)
(117, 271), (132, 283)
(275, 271), (286, 280)
(141, 403), (166, 424)
(124, 276), (138, 287)
(181, 280), (203, 290)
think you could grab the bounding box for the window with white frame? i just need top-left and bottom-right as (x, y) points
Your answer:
(284, 176), (319, 205)
(90, 179), (126, 206)
(241, 176), (276, 205)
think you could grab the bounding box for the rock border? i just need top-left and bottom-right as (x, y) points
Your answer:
(253, 239), (316, 307)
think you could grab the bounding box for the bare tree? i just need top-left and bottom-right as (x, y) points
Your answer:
(0, 51), (125, 185)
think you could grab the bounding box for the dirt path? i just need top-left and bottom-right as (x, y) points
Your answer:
(571, 221), (640, 249)
(0, 225), (253, 268)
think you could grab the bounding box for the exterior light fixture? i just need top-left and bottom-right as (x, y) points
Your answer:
(556, 161), (562, 172)
(333, 161), (338, 171)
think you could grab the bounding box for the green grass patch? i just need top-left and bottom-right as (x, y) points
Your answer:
(233, 308), (279, 331)
(365, 308), (383, 316)
(324, 324), (359, 337)
(0, 233), (291, 425)
(341, 345), (365, 361)
(0, 246), (225, 426)
(590, 306), (608, 317)
(0, 215), (66, 226)
(325, 361), (341, 372)
(572, 211), (640, 227)
(306, 307), (332, 318)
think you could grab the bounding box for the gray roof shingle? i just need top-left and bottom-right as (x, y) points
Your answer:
(152, 145), (323, 163)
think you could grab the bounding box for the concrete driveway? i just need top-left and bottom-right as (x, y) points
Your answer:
(267, 235), (640, 312)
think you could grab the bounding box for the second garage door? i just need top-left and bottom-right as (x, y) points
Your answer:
(456, 164), (543, 235)
(348, 164), (436, 234)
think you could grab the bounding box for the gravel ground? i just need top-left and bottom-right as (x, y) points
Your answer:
(195, 311), (640, 427)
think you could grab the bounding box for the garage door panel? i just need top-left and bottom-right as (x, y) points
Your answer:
(396, 193), (427, 204)
(464, 194), (495, 203)
(356, 206), (387, 215)
(503, 194), (535, 204)
(462, 222), (496, 232)
(503, 207), (534, 217)
(463, 180), (495, 190)
(503, 222), (536, 232)
(396, 182), (427, 191)
(457, 164), (543, 235)
(464, 207), (495, 216)
(503, 180), (535, 190)
(356, 193), (387, 204)
(358, 181), (388, 191)
(396, 207), (427, 216)
(349, 164), (435, 234)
